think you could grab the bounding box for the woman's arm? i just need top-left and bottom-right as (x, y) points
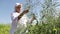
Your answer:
(29, 14), (36, 23)
(18, 9), (29, 20)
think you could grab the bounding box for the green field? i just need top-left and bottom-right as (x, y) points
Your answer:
(0, 22), (60, 34)
(0, 24), (10, 34)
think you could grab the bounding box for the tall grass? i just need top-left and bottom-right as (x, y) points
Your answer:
(0, 24), (10, 34)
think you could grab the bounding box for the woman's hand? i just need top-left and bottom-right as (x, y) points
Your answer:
(23, 9), (29, 14)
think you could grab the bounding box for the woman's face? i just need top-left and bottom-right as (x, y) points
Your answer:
(15, 5), (21, 13)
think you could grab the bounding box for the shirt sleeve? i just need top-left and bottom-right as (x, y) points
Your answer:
(28, 18), (32, 23)
(22, 15), (30, 24)
(26, 16), (32, 24)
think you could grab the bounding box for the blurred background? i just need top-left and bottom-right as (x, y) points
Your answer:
(0, 0), (60, 34)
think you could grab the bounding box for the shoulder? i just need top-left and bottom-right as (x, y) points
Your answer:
(11, 12), (15, 14)
(11, 12), (17, 15)
(11, 12), (16, 16)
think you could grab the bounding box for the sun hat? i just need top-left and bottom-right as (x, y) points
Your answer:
(15, 3), (22, 7)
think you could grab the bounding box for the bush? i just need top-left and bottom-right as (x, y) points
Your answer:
(27, 21), (60, 34)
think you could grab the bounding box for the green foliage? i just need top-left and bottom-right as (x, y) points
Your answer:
(0, 24), (10, 34)
(26, 0), (60, 34)
(27, 19), (60, 34)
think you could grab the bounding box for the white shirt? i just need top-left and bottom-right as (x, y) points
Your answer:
(10, 12), (29, 34)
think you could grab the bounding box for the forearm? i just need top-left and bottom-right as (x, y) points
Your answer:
(29, 15), (36, 23)
(29, 17), (34, 23)
(18, 9), (29, 20)
(18, 12), (24, 20)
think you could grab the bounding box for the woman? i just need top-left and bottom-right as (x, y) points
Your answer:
(10, 3), (35, 34)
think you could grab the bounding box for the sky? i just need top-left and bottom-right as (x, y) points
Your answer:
(0, 0), (26, 24)
(0, 0), (60, 24)
(0, 0), (43, 24)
